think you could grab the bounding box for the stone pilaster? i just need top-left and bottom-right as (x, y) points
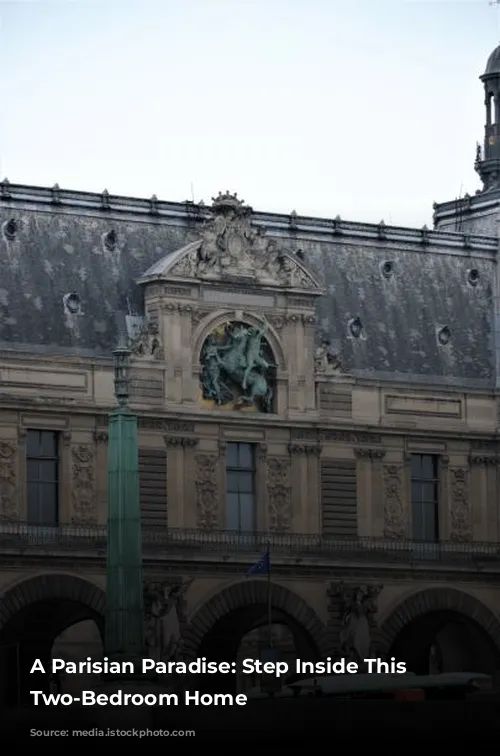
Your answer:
(164, 435), (198, 528)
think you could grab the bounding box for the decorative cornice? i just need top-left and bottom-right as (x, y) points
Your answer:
(1, 181), (496, 254)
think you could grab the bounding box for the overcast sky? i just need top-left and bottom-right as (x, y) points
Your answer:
(1, 0), (499, 227)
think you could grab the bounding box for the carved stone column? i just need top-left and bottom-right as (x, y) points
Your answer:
(194, 453), (219, 530)
(267, 457), (291, 533)
(449, 466), (471, 543)
(0, 438), (19, 521)
(71, 443), (97, 525)
(164, 435), (198, 528)
(178, 303), (195, 404)
(302, 314), (317, 411)
(93, 430), (108, 526)
(284, 314), (301, 410)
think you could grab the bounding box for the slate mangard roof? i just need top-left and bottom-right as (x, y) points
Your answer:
(0, 181), (498, 389)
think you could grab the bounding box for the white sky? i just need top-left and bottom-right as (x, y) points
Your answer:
(1, 0), (500, 227)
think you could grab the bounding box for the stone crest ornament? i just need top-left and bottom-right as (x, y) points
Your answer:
(138, 191), (322, 292)
(200, 316), (276, 413)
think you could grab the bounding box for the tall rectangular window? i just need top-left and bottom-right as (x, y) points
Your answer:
(226, 442), (256, 532)
(26, 430), (59, 525)
(411, 454), (438, 542)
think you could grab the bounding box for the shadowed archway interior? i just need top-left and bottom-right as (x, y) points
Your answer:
(183, 580), (326, 693)
(378, 588), (500, 676)
(0, 575), (105, 706)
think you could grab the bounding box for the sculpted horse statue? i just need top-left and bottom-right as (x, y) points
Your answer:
(217, 323), (274, 412)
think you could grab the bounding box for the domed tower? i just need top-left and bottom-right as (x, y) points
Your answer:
(475, 44), (500, 192)
(433, 44), (500, 235)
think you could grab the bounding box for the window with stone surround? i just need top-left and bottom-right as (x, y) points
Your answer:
(226, 442), (256, 532)
(411, 454), (439, 542)
(26, 430), (59, 525)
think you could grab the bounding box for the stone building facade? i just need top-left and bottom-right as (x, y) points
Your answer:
(2, 46), (500, 704)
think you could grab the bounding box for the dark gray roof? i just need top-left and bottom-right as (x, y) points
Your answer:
(484, 45), (500, 77)
(0, 183), (497, 389)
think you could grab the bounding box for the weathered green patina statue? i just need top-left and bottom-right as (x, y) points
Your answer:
(200, 317), (275, 412)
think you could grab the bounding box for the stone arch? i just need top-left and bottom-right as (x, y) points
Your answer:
(192, 309), (287, 371)
(378, 587), (500, 656)
(0, 572), (105, 635)
(182, 579), (328, 659)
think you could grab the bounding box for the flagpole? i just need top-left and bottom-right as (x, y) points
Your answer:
(267, 541), (272, 648)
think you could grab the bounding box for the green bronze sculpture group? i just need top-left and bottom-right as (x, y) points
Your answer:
(200, 317), (275, 413)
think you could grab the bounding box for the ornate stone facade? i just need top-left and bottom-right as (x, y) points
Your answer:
(267, 457), (291, 532)
(194, 454), (219, 530)
(165, 192), (319, 291)
(71, 445), (97, 525)
(449, 467), (471, 543)
(0, 442), (17, 521)
(382, 464), (406, 540)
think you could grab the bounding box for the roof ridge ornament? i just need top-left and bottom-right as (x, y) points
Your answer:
(211, 191), (250, 215)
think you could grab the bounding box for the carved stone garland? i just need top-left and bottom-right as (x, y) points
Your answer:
(267, 457), (291, 532)
(0, 441), (17, 521)
(71, 445), (97, 525)
(382, 464), (406, 540)
(449, 467), (471, 542)
(194, 454), (219, 529)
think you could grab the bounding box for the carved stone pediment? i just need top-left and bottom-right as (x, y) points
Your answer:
(138, 191), (322, 293)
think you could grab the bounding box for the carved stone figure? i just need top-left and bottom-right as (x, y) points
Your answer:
(200, 317), (275, 413)
(267, 457), (291, 532)
(144, 578), (193, 662)
(0, 441), (17, 521)
(195, 454), (219, 529)
(167, 191), (319, 290)
(71, 445), (97, 524)
(334, 583), (382, 665)
(129, 322), (164, 360)
(314, 339), (342, 375)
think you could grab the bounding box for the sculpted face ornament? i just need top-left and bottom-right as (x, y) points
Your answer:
(200, 317), (276, 413)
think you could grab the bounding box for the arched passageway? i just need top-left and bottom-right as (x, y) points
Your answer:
(183, 580), (326, 693)
(379, 588), (500, 676)
(0, 574), (105, 706)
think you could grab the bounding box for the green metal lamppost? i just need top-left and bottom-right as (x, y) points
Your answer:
(104, 341), (144, 664)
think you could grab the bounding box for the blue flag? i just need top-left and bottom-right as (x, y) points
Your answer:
(246, 549), (270, 576)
